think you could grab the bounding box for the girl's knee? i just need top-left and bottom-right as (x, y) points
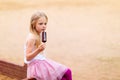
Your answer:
(67, 68), (72, 74)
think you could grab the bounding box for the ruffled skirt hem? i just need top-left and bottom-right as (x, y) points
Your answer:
(27, 59), (68, 80)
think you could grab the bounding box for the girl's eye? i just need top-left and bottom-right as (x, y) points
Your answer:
(44, 23), (47, 25)
(39, 23), (43, 25)
(39, 23), (47, 25)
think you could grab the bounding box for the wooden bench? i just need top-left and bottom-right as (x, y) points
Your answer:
(0, 60), (27, 80)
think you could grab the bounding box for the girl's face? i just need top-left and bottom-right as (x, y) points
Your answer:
(35, 16), (47, 34)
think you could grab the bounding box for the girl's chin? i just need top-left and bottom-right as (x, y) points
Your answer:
(38, 30), (45, 34)
(37, 31), (41, 34)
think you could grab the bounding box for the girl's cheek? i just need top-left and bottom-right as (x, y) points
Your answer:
(39, 27), (42, 31)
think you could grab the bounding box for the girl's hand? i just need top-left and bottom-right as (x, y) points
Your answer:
(38, 43), (46, 52)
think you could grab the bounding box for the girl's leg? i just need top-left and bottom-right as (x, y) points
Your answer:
(61, 69), (72, 80)
(61, 77), (66, 80)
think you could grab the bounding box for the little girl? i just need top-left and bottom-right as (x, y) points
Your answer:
(24, 11), (72, 80)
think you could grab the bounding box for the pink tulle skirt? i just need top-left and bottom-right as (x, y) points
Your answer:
(27, 59), (68, 80)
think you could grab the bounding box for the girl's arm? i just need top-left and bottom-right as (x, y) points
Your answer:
(26, 38), (45, 61)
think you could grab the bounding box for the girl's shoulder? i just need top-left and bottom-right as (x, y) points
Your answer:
(26, 33), (36, 43)
(24, 33), (36, 50)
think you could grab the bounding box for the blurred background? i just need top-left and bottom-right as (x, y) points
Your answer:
(0, 0), (120, 80)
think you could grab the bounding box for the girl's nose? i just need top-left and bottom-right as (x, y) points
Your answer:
(43, 25), (46, 29)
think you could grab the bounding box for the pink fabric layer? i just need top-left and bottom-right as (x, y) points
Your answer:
(27, 59), (67, 80)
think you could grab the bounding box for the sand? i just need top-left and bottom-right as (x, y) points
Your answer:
(0, 0), (120, 80)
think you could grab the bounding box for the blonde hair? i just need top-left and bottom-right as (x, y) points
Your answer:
(30, 11), (48, 47)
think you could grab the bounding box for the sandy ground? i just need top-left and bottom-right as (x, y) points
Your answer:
(0, 0), (120, 80)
